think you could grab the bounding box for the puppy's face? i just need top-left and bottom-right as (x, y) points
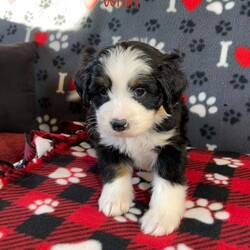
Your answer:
(75, 41), (186, 138)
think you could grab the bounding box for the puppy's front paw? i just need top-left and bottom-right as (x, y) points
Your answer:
(98, 182), (134, 216)
(140, 208), (182, 236)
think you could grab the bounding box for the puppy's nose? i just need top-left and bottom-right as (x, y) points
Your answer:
(110, 119), (128, 132)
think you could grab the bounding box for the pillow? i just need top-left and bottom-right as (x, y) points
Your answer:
(0, 41), (38, 132)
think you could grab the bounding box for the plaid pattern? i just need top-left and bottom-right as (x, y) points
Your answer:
(0, 130), (250, 250)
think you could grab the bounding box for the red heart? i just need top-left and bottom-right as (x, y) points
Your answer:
(182, 0), (202, 12)
(34, 32), (48, 48)
(84, 0), (98, 10)
(68, 79), (75, 91)
(235, 46), (250, 68)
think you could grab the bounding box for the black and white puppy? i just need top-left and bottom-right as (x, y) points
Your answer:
(74, 40), (188, 236)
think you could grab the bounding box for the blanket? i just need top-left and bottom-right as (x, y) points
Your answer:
(0, 127), (250, 249)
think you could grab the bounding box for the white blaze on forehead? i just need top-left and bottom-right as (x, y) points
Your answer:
(100, 46), (152, 91)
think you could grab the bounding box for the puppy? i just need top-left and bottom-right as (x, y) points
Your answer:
(74, 40), (188, 236)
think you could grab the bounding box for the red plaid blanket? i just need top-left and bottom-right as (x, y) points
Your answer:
(0, 129), (250, 250)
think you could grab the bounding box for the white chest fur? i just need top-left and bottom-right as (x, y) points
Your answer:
(100, 129), (175, 171)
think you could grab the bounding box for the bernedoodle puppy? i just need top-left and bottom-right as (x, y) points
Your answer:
(74, 40), (188, 236)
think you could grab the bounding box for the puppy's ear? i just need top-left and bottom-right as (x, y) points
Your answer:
(74, 46), (97, 107)
(157, 50), (187, 114)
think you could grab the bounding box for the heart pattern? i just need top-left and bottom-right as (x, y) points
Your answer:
(235, 47), (250, 68)
(182, 0), (202, 12)
(84, 0), (98, 11)
(34, 32), (48, 48)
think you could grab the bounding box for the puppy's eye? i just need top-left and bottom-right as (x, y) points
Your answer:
(100, 88), (108, 97)
(134, 88), (146, 97)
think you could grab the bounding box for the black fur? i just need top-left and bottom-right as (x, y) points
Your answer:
(74, 40), (188, 186)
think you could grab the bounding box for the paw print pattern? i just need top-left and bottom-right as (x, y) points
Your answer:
(3, 10), (12, 21)
(145, 19), (160, 32)
(24, 11), (34, 23)
(240, 0), (250, 16)
(82, 17), (92, 28)
(87, 34), (101, 46)
(223, 109), (241, 125)
(71, 42), (84, 55)
(190, 71), (208, 86)
(71, 141), (97, 158)
(108, 18), (121, 32)
(40, 0), (51, 9)
(189, 92), (218, 118)
(54, 15), (66, 26)
(7, 25), (17, 35)
(49, 167), (87, 185)
(215, 20), (232, 36)
(37, 70), (48, 81)
(49, 32), (69, 52)
(205, 173), (229, 185)
(132, 171), (153, 190)
(52, 56), (65, 69)
(206, 144), (217, 151)
(200, 124), (216, 139)
(179, 19), (196, 34)
(229, 74), (248, 90)
(29, 198), (59, 215)
(206, 0), (235, 15)
(37, 114), (58, 132)
(185, 198), (230, 224)
(214, 157), (244, 168)
(126, 2), (140, 15)
(246, 98), (250, 112)
(0, 34), (4, 43)
(114, 202), (142, 223)
(38, 97), (51, 109)
(189, 39), (205, 52)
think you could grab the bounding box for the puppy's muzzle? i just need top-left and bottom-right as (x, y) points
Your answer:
(110, 118), (129, 132)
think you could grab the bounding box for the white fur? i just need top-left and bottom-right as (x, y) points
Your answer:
(101, 46), (152, 85)
(141, 175), (186, 236)
(98, 171), (134, 216)
(100, 129), (176, 171)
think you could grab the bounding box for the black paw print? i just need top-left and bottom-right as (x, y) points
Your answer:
(87, 34), (101, 46)
(37, 70), (48, 81)
(82, 17), (92, 28)
(246, 98), (250, 112)
(69, 102), (83, 114)
(40, 0), (51, 9)
(24, 11), (34, 23)
(229, 74), (248, 90)
(126, 2), (140, 15)
(189, 39), (205, 52)
(0, 34), (4, 43)
(54, 15), (66, 26)
(71, 42), (84, 55)
(179, 19), (196, 34)
(190, 71), (208, 86)
(145, 19), (160, 32)
(38, 97), (51, 108)
(240, 0), (250, 17)
(223, 109), (241, 125)
(52, 56), (65, 69)
(215, 20), (232, 36)
(4, 10), (12, 20)
(200, 124), (216, 140)
(7, 25), (17, 35)
(108, 18), (121, 32)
